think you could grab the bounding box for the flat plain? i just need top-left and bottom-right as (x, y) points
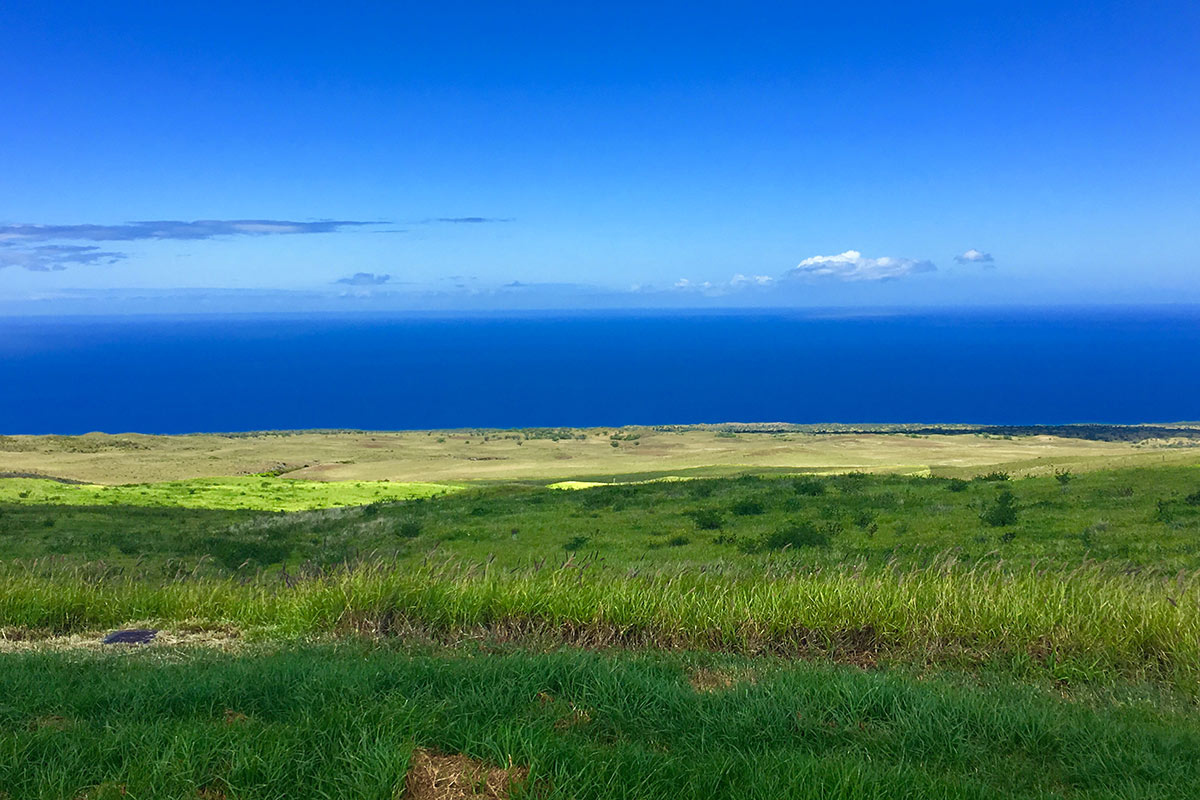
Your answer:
(3, 424), (1196, 485)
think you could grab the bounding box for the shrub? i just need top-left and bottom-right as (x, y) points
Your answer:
(685, 509), (724, 530)
(730, 498), (765, 516)
(853, 511), (876, 530)
(980, 489), (1018, 527)
(1184, 490), (1200, 506)
(976, 471), (1011, 482)
(792, 478), (826, 496)
(666, 535), (690, 547)
(946, 478), (969, 492)
(563, 535), (589, 551)
(759, 524), (830, 550)
(396, 520), (422, 539)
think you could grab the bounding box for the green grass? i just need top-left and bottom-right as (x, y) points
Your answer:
(2, 643), (1199, 799)
(5, 462), (1200, 797)
(0, 476), (462, 512)
(4, 466), (1198, 574)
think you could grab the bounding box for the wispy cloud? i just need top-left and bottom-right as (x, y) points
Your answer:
(430, 217), (512, 224)
(335, 272), (391, 286)
(786, 250), (936, 282)
(954, 248), (995, 265)
(0, 219), (382, 243)
(0, 218), (387, 271)
(0, 244), (125, 271)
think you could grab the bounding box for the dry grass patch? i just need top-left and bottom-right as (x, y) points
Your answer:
(689, 667), (759, 693)
(0, 626), (242, 653)
(28, 714), (72, 731)
(402, 749), (529, 800)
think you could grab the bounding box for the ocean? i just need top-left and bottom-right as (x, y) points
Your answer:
(2, 308), (1198, 434)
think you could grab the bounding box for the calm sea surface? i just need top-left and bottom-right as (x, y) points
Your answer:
(2, 308), (1198, 434)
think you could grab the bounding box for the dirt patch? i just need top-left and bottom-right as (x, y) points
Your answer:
(222, 709), (250, 726)
(402, 749), (528, 800)
(29, 714), (72, 731)
(689, 667), (758, 693)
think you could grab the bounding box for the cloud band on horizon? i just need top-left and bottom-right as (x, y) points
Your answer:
(0, 219), (383, 243)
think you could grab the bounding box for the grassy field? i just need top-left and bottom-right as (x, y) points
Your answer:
(3, 465), (1199, 573)
(3, 428), (1200, 798)
(4, 425), (1196, 485)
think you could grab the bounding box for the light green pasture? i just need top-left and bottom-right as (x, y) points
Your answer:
(0, 476), (463, 512)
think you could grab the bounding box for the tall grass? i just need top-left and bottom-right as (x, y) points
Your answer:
(3, 558), (1198, 685)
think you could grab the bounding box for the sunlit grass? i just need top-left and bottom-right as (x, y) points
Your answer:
(0, 476), (463, 511)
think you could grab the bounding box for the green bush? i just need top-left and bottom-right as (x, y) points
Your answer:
(685, 508), (724, 530)
(759, 523), (831, 550)
(793, 478), (827, 496)
(730, 498), (765, 516)
(980, 489), (1018, 527)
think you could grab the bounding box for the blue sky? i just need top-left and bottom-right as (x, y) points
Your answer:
(2, 1), (1198, 312)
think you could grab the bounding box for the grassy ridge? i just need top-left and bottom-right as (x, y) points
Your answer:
(3, 560), (1198, 687)
(0, 476), (460, 512)
(2, 644), (1199, 799)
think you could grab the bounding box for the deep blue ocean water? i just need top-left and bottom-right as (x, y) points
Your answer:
(2, 308), (1198, 434)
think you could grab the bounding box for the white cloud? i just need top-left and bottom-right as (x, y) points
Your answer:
(730, 273), (774, 287)
(954, 248), (995, 265)
(787, 250), (936, 282)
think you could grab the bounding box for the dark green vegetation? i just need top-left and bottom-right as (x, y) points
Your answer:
(3, 644), (1200, 800)
(4, 466), (1199, 575)
(4, 463), (1200, 798)
(677, 422), (1200, 442)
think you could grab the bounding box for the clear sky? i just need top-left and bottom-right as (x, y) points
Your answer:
(2, 1), (1198, 313)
